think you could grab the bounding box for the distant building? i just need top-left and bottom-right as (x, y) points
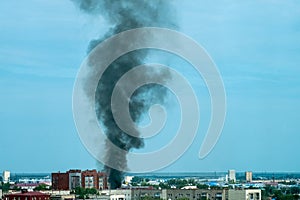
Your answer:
(51, 169), (107, 190)
(14, 183), (41, 191)
(228, 189), (261, 200)
(245, 171), (253, 182)
(2, 171), (10, 183)
(124, 176), (134, 184)
(4, 191), (50, 200)
(228, 170), (236, 183)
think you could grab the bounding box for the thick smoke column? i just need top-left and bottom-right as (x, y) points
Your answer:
(72, 0), (176, 189)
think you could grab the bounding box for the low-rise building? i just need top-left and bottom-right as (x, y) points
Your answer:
(228, 189), (261, 200)
(104, 188), (226, 200)
(67, 188), (261, 200)
(103, 188), (161, 200)
(4, 191), (50, 200)
(50, 194), (75, 200)
(14, 183), (43, 191)
(161, 189), (225, 200)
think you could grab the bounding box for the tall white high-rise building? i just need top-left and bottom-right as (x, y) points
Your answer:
(245, 171), (253, 182)
(228, 169), (236, 183)
(3, 171), (10, 183)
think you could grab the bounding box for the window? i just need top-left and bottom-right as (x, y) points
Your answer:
(249, 193), (254, 200)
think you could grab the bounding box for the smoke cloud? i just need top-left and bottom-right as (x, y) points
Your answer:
(72, 0), (177, 189)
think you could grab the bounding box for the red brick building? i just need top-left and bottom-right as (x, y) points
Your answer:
(4, 191), (50, 200)
(52, 172), (69, 190)
(51, 169), (108, 190)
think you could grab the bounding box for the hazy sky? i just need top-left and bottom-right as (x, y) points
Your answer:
(1, 0), (300, 173)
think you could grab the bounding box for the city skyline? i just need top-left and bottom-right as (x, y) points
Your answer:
(1, 0), (300, 173)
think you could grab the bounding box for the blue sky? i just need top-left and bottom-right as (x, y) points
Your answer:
(0, 0), (300, 173)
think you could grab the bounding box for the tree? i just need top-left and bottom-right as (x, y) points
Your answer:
(12, 185), (21, 191)
(1, 182), (10, 192)
(131, 176), (143, 184)
(75, 187), (87, 199)
(197, 184), (209, 190)
(34, 184), (49, 191)
(74, 187), (99, 199)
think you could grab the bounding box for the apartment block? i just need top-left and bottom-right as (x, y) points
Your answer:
(51, 169), (108, 190)
(228, 189), (261, 200)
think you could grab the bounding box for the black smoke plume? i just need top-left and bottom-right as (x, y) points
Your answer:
(72, 0), (177, 189)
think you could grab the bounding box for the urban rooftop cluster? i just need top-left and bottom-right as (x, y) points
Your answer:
(1, 170), (300, 200)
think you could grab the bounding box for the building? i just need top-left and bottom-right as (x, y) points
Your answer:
(50, 194), (75, 200)
(81, 170), (107, 189)
(14, 183), (41, 191)
(161, 189), (225, 200)
(228, 189), (261, 200)
(99, 188), (226, 200)
(82, 170), (97, 189)
(51, 170), (108, 190)
(228, 170), (236, 183)
(68, 170), (81, 190)
(245, 171), (253, 182)
(3, 171), (10, 183)
(52, 172), (69, 190)
(95, 188), (262, 200)
(4, 191), (50, 200)
(97, 172), (107, 190)
(103, 189), (161, 200)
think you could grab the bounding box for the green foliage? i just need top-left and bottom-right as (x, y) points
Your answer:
(12, 185), (21, 191)
(131, 176), (143, 184)
(210, 185), (222, 190)
(1, 182), (10, 192)
(158, 182), (170, 189)
(166, 179), (195, 189)
(74, 187), (99, 199)
(271, 189), (300, 200)
(196, 184), (209, 189)
(34, 184), (50, 191)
